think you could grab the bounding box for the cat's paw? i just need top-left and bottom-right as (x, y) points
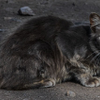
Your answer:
(24, 78), (56, 89)
(41, 78), (56, 88)
(83, 77), (100, 87)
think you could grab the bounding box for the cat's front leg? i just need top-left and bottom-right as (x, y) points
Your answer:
(82, 76), (100, 87)
(68, 65), (100, 87)
(76, 72), (100, 87)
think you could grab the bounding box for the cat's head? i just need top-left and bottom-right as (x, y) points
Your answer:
(89, 12), (100, 53)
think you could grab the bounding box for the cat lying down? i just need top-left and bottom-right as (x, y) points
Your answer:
(0, 12), (100, 90)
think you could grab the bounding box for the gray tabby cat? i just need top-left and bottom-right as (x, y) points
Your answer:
(0, 12), (100, 90)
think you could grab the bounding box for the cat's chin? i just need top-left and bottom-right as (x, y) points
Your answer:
(89, 40), (99, 54)
(90, 42), (100, 54)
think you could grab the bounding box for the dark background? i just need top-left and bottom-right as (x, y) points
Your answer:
(0, 0), (100, 100)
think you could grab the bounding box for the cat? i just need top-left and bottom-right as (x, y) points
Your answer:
(0, 12), (100, 90)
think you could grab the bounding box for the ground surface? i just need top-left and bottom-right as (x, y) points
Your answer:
(0, 0), (100, 100)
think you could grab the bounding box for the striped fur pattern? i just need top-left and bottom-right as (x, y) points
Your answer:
(0, 13), (100, 89)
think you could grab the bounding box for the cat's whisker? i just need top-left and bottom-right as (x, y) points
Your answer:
(87, 50), (100, 59)
(87, 52), (97, 58)
(90, 52), (100, 63)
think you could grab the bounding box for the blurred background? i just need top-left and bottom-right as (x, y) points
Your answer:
(0, 0), (100, 33)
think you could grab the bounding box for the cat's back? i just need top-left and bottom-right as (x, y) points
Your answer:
(3, 16), (73, 47)
(15, 16), (73, 37)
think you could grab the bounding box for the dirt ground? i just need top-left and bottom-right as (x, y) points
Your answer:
(0, 0), (100, 100)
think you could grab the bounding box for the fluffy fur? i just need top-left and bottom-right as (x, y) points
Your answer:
(0, 13), (100, 90)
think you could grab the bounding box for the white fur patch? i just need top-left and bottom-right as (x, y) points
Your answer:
(91, 15), (100, 27)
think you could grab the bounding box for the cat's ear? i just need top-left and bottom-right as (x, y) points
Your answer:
(90, 12), (100, 33)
